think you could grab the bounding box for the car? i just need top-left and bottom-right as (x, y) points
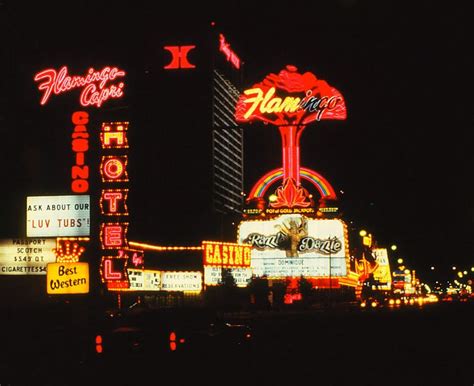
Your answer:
(186, 318), (253, 350)
(91, 304), (253, 365)
(359, 292), (391, 309)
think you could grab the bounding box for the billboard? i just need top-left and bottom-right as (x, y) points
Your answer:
(126, 269), (201, 292)
(127, 269), (161, 291)
(46, 262), (89, 294)
(0, 238), (56, 275)
(204, 266), (252, 287)
(26, 195), (90, 237)
(238, 215), (348, 278)
(161, 271), (202, 292)
(372, 248), (392, 290)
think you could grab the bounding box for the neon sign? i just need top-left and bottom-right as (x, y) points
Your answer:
(202, 241), (251, 268)
(100, 155), (128, 182)
(100, 223), (128, 249)
(235, 66), (346, 209)
(71, 111), (89, 193)
(54, 238), (86, 263)
(164, 46), (196, 69)
(235, 66), (346, 125)
(240, 87), (343, 122)
(34, 66), (126, 107)
(100, 254), (129, 289)
(121, 249), (144, 269)
(103, 259), (122, 279)
(47, 262), (89, 294)
(100, 189), (129, 216)
(219, 34), (240, 70)
(100, 122), (129, 149)
(99, 120), (132, 290)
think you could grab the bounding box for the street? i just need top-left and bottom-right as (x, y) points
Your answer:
(1, 301), (472, 385)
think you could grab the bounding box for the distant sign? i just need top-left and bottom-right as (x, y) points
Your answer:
(0, 238), (56, 275)
(26, 195), (90, 237)
(46, 262), (89, 294)
(127, 268), (161, 291)
(218, 34), (241, 69)
(126, 269), (201, 292)
(373, 248), (392, 290)
(161, 271), (202, 292)
(204, 266), (252, 287)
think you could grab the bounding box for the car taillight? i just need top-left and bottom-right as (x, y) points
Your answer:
(169, 331), (177, 351)
(95, 335), (103, 354)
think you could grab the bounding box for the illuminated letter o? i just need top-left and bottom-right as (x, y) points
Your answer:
(72, 179), (89, 193)
(327, 97), (340, 109)
(103, 158), (124, 180)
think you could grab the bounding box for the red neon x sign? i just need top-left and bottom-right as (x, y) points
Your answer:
(164, 45), (196, 69)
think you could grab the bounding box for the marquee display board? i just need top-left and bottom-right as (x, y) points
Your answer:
(238, 215), (349, 279)
(0, 238), (56, 275)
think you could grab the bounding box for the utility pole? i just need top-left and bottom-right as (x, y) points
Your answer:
(328, 251), (332, 308)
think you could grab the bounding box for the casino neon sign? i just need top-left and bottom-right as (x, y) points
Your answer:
(235, 65), (346, 126)
(202, 241), (251, 268)
(34, 65), (126, 107)
(235, 65), (346, 210)
(219, 34), (241, 70)
(240, 87), (343, 122)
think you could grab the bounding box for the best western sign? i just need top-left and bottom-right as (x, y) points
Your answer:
(47, 262), (89, 294)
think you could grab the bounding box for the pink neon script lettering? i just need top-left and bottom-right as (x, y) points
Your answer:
(34, 66), (126, 106)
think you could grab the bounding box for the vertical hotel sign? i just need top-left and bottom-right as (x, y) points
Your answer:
(99, 122), (131, 290)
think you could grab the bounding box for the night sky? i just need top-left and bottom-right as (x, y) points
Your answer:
(1, 0), (472, 282)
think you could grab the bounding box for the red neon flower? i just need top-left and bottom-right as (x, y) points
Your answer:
(270, 178), (312, 208)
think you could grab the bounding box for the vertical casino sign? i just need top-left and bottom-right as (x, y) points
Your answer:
(71, 111), (90, 193)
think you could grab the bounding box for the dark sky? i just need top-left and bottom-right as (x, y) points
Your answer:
(1, 0), (472, 282)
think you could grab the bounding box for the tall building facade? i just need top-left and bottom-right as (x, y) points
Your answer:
(127, 22), (245, 246)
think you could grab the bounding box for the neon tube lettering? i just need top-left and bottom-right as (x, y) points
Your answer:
(103, 192), (123, 213)
(104, 259), (122, 280)
(34, 66), (125, 106)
